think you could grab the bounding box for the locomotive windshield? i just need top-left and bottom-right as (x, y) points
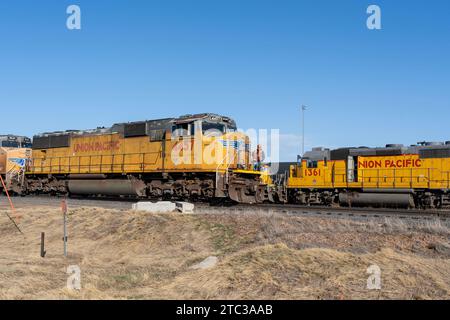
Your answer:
(172, 123), (194, 137)
(172, 120), (235, 137)
(202, 122), (225, 135)
(0, 135), (32, 148)
(1, 141), (19, 148)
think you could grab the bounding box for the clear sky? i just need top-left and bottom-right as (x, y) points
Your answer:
(0, 0), (449, 161)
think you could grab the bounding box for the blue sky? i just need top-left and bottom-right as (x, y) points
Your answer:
(0, 0), (449, 161)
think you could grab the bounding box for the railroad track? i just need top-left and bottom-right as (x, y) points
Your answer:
(2, 194), (450, 221)
(199, 203), (450, 221)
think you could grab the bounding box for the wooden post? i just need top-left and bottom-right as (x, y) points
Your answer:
(40, 232), (46, 258)
(62, 199), (68, 257)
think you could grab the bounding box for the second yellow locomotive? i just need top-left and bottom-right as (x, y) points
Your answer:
(287, 142), (450, 208)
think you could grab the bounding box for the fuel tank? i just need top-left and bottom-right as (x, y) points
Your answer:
(339, 192), (415, 208)
(68, 179), (146, 196)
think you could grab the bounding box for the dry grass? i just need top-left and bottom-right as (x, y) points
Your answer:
(0, 204), (449, 300)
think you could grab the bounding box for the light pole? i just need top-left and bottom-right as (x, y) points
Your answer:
(301, 105), (307, 156)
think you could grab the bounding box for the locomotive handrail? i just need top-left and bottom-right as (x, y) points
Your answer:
(215, 146), (237, 189)
(355, 167), (449, 188)
(29, 151), (162, 174)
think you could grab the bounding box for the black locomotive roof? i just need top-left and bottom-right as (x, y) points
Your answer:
(327, 142), (450, 160)
(34, 113), (236, 138)
(32, 113), (237, 149)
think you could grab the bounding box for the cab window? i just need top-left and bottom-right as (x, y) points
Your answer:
(202, 122), (225, 135)
(291, 166), (297, 178)
(2, 141), (19, 147)
(307, 160), (318, 168)
(172, 123), (193, 137)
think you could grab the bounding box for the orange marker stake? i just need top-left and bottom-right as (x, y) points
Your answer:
(0, 175), (23, 234)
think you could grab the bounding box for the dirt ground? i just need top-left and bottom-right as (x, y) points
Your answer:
(0, 201), (450, 300)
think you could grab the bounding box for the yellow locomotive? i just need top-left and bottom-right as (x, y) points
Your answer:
(287, 142), (450, 208)
(21, 113), (274, 204)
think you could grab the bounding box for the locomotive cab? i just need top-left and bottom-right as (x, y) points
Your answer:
(171, 114), (237, 138)
(290, 148), (330, 182)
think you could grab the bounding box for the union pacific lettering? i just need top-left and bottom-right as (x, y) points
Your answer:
(74, 141), (120, 153)
(358, 158), (422, 169)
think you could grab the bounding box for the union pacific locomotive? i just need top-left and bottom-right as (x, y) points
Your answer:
(14, 113), (277, 204)
(287, 142), (450, 209)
